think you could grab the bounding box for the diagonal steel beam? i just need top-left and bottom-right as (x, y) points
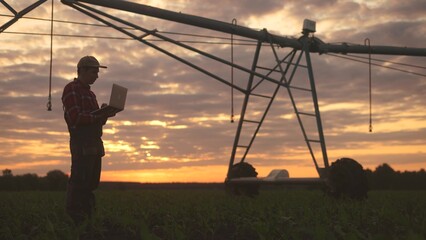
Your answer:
(64, 0), (290, 91)
(0, 0), (47, 33)
(62, 0), (426, 56)
(1, 0), (17, 15)
(61, 0), (302, 49)
(64, 1), (248, 94)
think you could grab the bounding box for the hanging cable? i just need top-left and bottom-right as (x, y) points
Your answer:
(46, 0), (54, 111)
(365, 38), (372, 132)
(230, 18), (237, 123)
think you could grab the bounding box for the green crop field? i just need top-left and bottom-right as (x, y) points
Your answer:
(0, 189), (425, 240)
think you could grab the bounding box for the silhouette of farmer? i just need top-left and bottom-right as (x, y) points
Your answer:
(62, 56), (114, 224)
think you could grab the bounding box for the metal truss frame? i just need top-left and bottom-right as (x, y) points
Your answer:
(59, 0), (331, 179)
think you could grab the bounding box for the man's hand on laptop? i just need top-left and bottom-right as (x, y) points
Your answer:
(97, 110), (116, 125)
(100, 104), (116, 118)
(96, 104), (116, 125)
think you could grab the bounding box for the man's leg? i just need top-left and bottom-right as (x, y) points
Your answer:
(66, 182), (87, 225)
(66, 154), (94, 224)
(86, 155), (102, 217)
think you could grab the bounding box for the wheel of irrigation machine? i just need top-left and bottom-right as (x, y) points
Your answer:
(327, 158), (369, 199)
(226, 162), (260, 197)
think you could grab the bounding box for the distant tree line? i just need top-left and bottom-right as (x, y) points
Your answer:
(0, 169), (68, 191)
(0, 163), (425, 191)
(365, 163), (426, 190)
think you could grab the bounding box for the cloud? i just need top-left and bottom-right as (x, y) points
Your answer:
(0, 0), (425, 181)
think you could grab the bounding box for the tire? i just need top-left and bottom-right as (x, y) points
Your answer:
(328, 158), (368, 199)
(226, 162), (259, 197)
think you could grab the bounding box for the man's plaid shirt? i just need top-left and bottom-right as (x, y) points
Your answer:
(62, 78), (100, 129)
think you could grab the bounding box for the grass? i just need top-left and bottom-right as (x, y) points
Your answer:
(0, 189), (425, 239)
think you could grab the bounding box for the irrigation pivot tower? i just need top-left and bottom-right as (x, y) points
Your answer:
(2, 0), (425, 197)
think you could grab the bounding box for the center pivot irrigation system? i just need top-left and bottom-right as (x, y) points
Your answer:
(2, 0), (425, 198)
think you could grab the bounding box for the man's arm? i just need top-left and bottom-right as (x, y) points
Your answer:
(62, 84), (98, 127)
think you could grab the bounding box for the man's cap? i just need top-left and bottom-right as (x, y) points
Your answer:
(77, 56), (107, 69)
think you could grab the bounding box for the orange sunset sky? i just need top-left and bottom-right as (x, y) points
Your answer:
(0, 0), (425, 182)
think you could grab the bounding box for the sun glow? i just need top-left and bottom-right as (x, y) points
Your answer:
(101, 165), (229, 183)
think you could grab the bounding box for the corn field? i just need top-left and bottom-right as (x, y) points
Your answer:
(0, 189), (425, 240)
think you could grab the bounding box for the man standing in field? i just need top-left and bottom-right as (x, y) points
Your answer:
(62, 56), (114, 224)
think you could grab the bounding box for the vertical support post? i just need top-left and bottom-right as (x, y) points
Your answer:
(227, 40), (262, 178)
(302, 35), (329, 170)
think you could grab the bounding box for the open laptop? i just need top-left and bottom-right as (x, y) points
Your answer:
(92, 83), (128, 115)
